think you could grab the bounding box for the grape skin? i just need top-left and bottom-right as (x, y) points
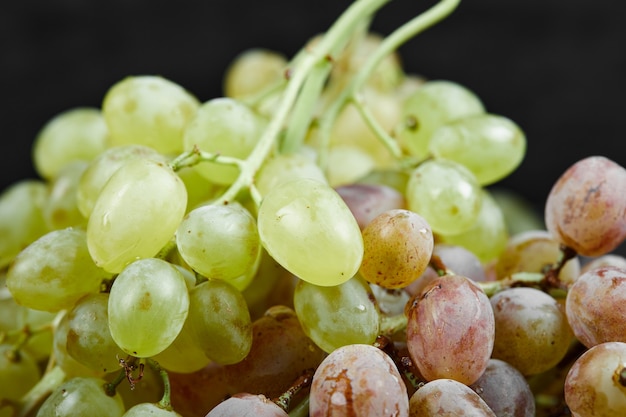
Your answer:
(206, 394), (288, 417)
(409, 378), (496, 416)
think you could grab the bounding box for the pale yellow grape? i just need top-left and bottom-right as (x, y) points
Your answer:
(439, 188), (508, 263)
(255, 149), (327, 198)
(406, 159), (482, 236)
(175, 165), (224, 211)
(102, 75), (199, 155)
(0, 344), (41, 401)
(32, 107), (108, 180)
(7, 228), (110, 312)
(87, 158), (187, 273)
(77, 144), (169, 217)
(257, 178), (363, 286)
(223, 48), (288, 99)
(326, 144), (377, 187)
(429, 113), (526, 185)
(183, 97), (266, 185)
(395, 80), (485, 160)
(176, 202), (261, 281)
(53, 312), (106, 378)
(151, 314), (211, 374)
(0, 180), (48, 269)
(36, 377), (125, 417)
(108, 258), (189, 358)
(43, 161), (88, 230)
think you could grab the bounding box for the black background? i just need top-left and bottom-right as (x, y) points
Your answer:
(1, 0), (625, 218)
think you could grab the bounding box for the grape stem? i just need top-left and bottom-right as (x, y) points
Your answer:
(146, 358), (174, 411)
(273, 368), (315, 413)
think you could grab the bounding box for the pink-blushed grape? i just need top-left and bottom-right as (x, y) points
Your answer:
(409, 378), (496, 416)
(206, 393), (288, 417)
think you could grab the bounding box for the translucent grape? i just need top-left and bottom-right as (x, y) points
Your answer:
(566, 265), (626, 348)
(432, 243), (487, 282)
(223, 48), (288, 99)
(409, 378), (496, 416)
(325, 144), (377, 187)
(359, 209), (433, 289)
(429, 113), (526, 185)
(545, 155), (626, 256)
(108, 258), (189, 358)
(405, 159), (482, 236)
(183, 97), (266, 185)
(565, 341), (626, 417)
(122, 403), (182, 417)
(490, 287), (572, 375)
(53, 312), (105, 378)
(77, 144), (169, 218)
(406, 274), (494, 385)
(294, 274), (381, 353)
(7, 228), (110, 312)
(0, 179), (48, 269)
(335, 182), (407, 230)
(102, 75), (200, 155)
(43, 161), (88, 230)
(187, 279), (253, 365)
(36, 377), (125, 417)
(87, 158), (187, 273)
(0, 344), (41, 401)
(395, 79), (485, 160)
(206, 394), (288, 417)
(257, 178), (363, 286)
(309, 343), (408, 417)
(152, 313), (211, 374)
(176, 202), (261, 281)
(32, 107), (108, 180)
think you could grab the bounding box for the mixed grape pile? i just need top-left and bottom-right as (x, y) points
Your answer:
(2, 0), (626, 416)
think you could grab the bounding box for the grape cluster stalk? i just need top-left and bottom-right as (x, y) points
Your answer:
(2, 0), (626, 416)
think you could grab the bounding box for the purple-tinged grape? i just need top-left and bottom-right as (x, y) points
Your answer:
(544, 156), (626, 257)
(565, 341), (626, 417)
(490, 287), (572, 375)
(432, 243), (487, 282)
(566, 266), (626, 348)
(469, 359), (535, 417)
(580, 253), (626, 275)
(206, 394), (288, 417)
(409, 378), (496, 416)
(335, 183), (406, 229)
(309, 344), (408, 417)
(406, 274), (494, 385)
(359, 209), (434, 289)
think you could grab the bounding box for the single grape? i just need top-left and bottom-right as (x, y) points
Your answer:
(409, 378), (496, 416)
(565, 341), (626, 417)
(325, 144), (377, 187)
(0, 344), (41, 401)
(432, 243), (487, 282)
(102, 75), (200, 155)
(53, 312), (105, 378)
(294, 274), (381, 353)
(581, 253), (626, 274)
(223, 48), (288, 99)
(151, 314), (211, 374)
(566, 265), (626, 348)
(544, 155), (626, 256)
(335, 182), (406, 230)
(122, 403), (182, 417)
(206, 393), (288, 417)
(406, 274), (494, 385)
(36, 376), (125, 417)
(175, 202), (261, 281)
(32, 107), (108, 181)
(405, 159), (482, 236)
(7, 227), (110, 312)
(87, 157), (187, 273)
(359, 209), (434, 289)
(42, 160), (88, 230)
(490, 287), (572, 375)
(108, 258), (190, 358)
(257, 178), (363, 286)
(309, 344), (409, 417)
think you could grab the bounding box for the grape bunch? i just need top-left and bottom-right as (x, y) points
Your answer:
(1, 0), (626, 416)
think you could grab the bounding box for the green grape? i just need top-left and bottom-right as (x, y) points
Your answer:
(187, 279), (252, 365)
(108, 258), (189, 358)
(0, 179), (48, 269)
(122, 403), (182, 417)
(175, 202), (261, 281)
(326, 144), (377, 187)
(223, 48), (288, 99)
(183, 97), (266, 185)
(255, 149), (327, 198)
(66, 293), (127, 374)
(489, 187), (545, 235)
(87, 158), (187, 273)
(43, 161), (88, 230)
(395, 79), (485, 160)
(7, 228), (110, 312)
(77, 144), (169, 218)
(429, 113), (526, 185)
(257, 178), (363, 286)
(405, 159), (482, 236)
(0, 344), (41, 401)
(102, 75), (200, 155)
(293, 274), (381, 353)
(438, 188), (508, 263)
(175, 165), (224, 211)
(32, 107), (108, 181)
(36, 377), (125, 417)
(54, 312), (106, 378)
(151, 314), (211, 373)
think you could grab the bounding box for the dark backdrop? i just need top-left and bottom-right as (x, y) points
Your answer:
(1, 0), (625, 217)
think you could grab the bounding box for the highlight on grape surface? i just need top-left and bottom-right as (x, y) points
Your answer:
(2, 0), (626, 416)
